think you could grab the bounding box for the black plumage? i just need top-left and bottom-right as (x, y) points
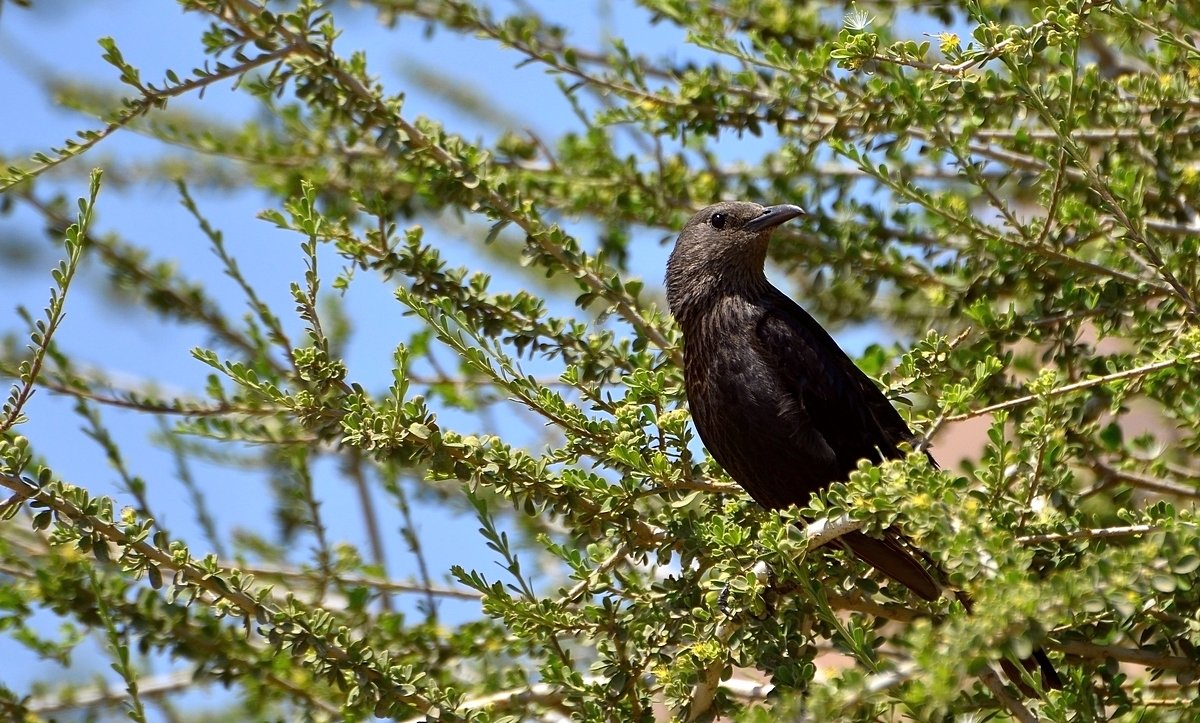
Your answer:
(666, 200), (1060, 692)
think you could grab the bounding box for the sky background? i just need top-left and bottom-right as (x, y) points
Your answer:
(0, 1), (886, 714)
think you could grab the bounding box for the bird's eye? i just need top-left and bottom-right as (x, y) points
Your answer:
(710, 212), (727, 230)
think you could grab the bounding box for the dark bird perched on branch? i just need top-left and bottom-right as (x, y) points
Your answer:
(666, 200), (1060, 694)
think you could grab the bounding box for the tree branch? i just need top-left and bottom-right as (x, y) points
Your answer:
(948, 353), (1200, 422)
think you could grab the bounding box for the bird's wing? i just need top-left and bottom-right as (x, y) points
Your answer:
(752, 295), (915, 471)
(754, 296), (943, 601)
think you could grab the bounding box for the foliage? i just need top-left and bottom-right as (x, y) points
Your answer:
(3, 0), (1200, 720)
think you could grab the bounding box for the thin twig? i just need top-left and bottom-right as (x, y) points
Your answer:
(27, 668), (196, 714)
(344, 454), (392, 612)
(824, 592), (922, 623)
(230, 562), (480, 600)
(977, 665), (1039, 723)
(1016, 524), (1161, 544)
(393, 470), (437, 621)
(396, 680), (581, 723)
(947, 352), (1200, 421)
(721, 676), (772, 701)
(917, 327), (974, 449)
(1146, 216), (1200, 235)
(1055, 640), (1199, 672)
(1092, 461), (1200, 499)
(804, 515), (865, 548)
(564, 543), (631, 603)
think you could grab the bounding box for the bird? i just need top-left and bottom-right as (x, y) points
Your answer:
(665, 200), (1061, 693)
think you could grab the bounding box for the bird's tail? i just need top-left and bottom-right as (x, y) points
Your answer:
(841, 529), (1062, 695)
(953, 589), (1063, 695)
(842, 530), (941, 602)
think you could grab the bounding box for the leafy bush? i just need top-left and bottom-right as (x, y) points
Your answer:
(2, 1), (1199, 720)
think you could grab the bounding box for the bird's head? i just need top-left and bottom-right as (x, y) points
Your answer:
(665, 201), (805, 322)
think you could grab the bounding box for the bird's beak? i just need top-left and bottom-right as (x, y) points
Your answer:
(743, 204), (806, 233)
